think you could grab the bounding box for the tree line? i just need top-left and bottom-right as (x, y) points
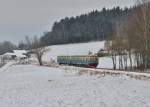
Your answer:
(0, 41), (17, 55)
(105, 0), (150, 71)
(0, 36), (48, 66)
(40, 7), (130, 45)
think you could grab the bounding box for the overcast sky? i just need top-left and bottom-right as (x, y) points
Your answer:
(0, 0), (134, 44)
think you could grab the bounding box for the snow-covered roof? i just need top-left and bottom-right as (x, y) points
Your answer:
(4, 52), (16, 56)
(13, 50), (27, 54)
(2, 50), (27, 58)
(13, 50), (27, 58)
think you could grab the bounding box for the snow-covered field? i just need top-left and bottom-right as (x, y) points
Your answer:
(0, 64), (150, 107)
(43, 41), (105, 62)
(42, 41), (136, 69)
(97, 56), (136, 69)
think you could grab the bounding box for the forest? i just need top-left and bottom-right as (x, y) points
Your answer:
(105, 0), (150, 70)
(40, 0), (150, 71)
(0, 41), (17, 55)
(40, 7), (130, 45)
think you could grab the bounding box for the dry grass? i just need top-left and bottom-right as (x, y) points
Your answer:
(78, 68), (150, 80)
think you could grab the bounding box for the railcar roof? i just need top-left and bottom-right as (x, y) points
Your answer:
(58, 55), (97, 57)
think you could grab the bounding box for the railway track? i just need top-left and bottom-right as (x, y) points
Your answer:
(61, 65), (150, 80)
(84, 67), (150, 79)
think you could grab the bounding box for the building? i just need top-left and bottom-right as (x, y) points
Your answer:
(1, 50), (27, 60)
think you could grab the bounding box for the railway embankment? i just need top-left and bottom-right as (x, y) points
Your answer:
(60, 65), (150, 80)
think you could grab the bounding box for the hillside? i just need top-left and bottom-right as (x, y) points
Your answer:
(42, 41), (137, 69)
(43, 41), (105, 62)
(41, 7), (129, 46)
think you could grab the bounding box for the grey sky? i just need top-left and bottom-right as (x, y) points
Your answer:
(0, 0), (134, 44)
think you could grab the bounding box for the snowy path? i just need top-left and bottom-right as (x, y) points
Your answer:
(0, 61), (17, 72)
(0, 65), (150, 107)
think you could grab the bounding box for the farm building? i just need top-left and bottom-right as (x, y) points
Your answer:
(13, 50), (27, 59)
(1, 50), (28, 60)
(3, 52), (16, 60)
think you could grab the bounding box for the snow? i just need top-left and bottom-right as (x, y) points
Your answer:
(0, 64), (150, 107)
(0, 61), (17, 72)
(13, 50), (27, 58)
(4, 52), (16, 56)
(3, 50), (27, 59)
(97, 55), (139, 69)
(98, 57), (113, 69)
(97, 56), (131, 69)
(42, 41), (135, 69)
(43, 41), (105, 62)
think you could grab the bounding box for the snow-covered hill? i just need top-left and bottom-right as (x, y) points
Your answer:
(42, 41), (136, 69)
(43, 41), (105, 62)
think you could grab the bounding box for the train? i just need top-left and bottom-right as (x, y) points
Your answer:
(57, 55), (98, 68)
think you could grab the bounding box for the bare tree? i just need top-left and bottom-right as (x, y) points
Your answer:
(25, 36), (32, 50)
(127, 0), (150, 69)
(31, 36), (49, 66)
(105, 20), (130, 70)
(104, 0), (150, 71)
(105, 39), (117, 70)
